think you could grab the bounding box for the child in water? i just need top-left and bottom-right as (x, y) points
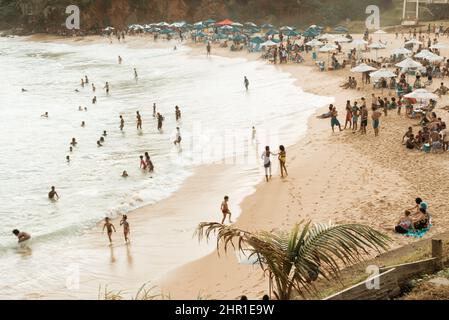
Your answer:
(102, 217), (116, 244)
(120, 215), (130, 243)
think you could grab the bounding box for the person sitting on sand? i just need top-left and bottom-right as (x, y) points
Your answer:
(409, 197), (428, 214)
(221, 196), (233, 224)
(102, 217), (116, 244)
(413, 207), (430, 231)
(48, 186), (59, 200)
(340, 76), (352, 89)
(394, 210), (414, 234)
(402, 127), (414, 144)
(12, 229), (31, 243)
(433, 82), (448, 97)
(120, 215), (130, 243)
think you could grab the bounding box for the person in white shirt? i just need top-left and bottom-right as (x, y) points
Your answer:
(261, 146), (276, 182)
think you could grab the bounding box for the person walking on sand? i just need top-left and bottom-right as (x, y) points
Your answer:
(48, 186), (59, 200)
(12, 229), (31, 243)
(261, 146), (275, 182)
(244, 76), (249, 91)
(278, 145), (288, 178)
(372, 106), (382, 137)
(221, 196), (233, 224)
(136, 111), (142, 130)
(120, 215), (130, 243)
(102, 217), (116, 244)
(119, 115), (124, 131)
(330, 104), (342, 133)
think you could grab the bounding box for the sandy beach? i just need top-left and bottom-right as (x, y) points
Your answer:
(21, 31), (449, 299)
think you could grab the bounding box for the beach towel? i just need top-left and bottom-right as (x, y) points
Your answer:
(404, 218), (432, 238)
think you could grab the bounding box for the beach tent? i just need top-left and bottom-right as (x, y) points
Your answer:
(404, 89), (438, 101)
(171, 21), (186, 28)
(369, 68), (397, 79)
(391, 47), (412, 55)
(157, 22), (170, 27)
(334, 26), (348, 34)
(261, 40), (278, 47)
(280, 26), (295, 31)
(216, 19), (234, 26)
(368, 42), (387, 49)
(396, 57), (422, 70)
(303, 29), (320, 38)
(351, 63), (377, 73)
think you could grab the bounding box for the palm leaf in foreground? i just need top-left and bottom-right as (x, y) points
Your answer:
(195, 221), (391, 300)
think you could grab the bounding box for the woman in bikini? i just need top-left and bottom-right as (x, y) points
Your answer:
(278, 145), (288, 178)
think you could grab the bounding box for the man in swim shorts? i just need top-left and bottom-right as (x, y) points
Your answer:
(12, 229), (31, 243)
(221, 196), (233, 224)
(371, 106), (382, 137)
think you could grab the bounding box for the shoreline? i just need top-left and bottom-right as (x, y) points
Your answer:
(11, 33), (449, 299)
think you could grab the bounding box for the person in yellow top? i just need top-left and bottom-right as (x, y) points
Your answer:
(278, 145), (288, 178)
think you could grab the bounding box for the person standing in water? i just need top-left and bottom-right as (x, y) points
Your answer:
(278, 145), (288, 178)
(92, 83), (96, 92)
(12, 229), (31, 243)
(85, 75), (89, 84)
(102, 217), (116, 244)
(174, 127), (182, 146)
(92, 96), (97, 104)
(136, 111), (142, 130)
(134, 68), (138, 80)
(81, 78), (85, 87)
(48, 186), (59, 200)
(119, 115), (125, 131)
(139, 155), (147, 170)
(145, 152), (154, 172)
(70, 138), (77, 147)
(120, 215), (130, 243)
(157, 112), (164, 131)
(244, 76), (249, 91)
(261, 146), (275, 182)
(153, 103), (157, 118)
(118, 56), (122, 64)
(220, 196), (233, 224)
(206, 41), (211, 56)
(175, 105), (181, 121)
(104, 82), (110, 94)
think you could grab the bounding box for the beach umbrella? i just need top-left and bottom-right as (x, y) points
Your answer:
(171, 21), (186, 28)
(250, 36), (265, 44)
(244, 27), (260, 34)
(232, 22), (243, 27)
(245, 22), (258, 28)
(318, 43), (338, 52)
(194, 21), (203, 26)
(159, 29), (174, 35)
(369, 68), (397, 79)
(261, 40), (278, 47)
(266, 29), (279, 36)
(103, 26), (115, 31)
(193, 24), (204, 30)
(233, 34), (246, 42)
(158, 22), (170, 27)
(404, 89), (438, 100)
(333, 36), (351, 43)
(195, 31), (207, 38)
(352, 39), (368, 46)
(374, 29), (387, 41)
(414, 49), (443, 62)
(283, 30), (300, 37)
(280, 26), (295, 31)
(306, 39), (324, 47)
(368, 42), (387, 49)
(302, 29), (320, 38)
(351, 63), (377, 73)
(203, 19), (216, 25)
(216, 19), (234, 26)
(430, 43), (449, 50)
(334, 26), (348, 34)
(261, 23), (274, 29)
(318, 33), (335, 41)
(405, 39), (422, 46)
(391, 47), (412, 55)
(395, 57), (422, 70)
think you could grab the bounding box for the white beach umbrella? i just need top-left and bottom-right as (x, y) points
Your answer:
(404, 89), (438, 101)
(391, 47), (412, 55)
(318, 33), (335, 41)
(306, 39), (324, 47)
(232, 22), (243, 27)
(333, 36), (351, 43)
(158, 22), (170, 27)
(245, 22), (258, 27)
(405, 39), (422, 46)
(395, 57), (422, 69)
(414, 49), (444, 62)
(194, 21), (203, 26)
(374, 29), (387, 34)
(370, 68), (397, 78)
(261, 40), (278, 47)
(369, 42), (387, 49)
(318, 43), (338, 52)
(352, 39), (368, 46)
(430, 43), (449, 50)
(351, 63), (377, 73)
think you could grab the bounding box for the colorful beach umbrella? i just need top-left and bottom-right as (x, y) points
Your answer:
(216, 19), (234, 26)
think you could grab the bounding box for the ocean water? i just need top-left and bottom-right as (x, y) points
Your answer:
(0, 37), (332, 298)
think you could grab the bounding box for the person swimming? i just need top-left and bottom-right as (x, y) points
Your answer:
(12, 229), (31, 243)
(69, 146), (73, 153)
(21, 88), (27, 92)
(78, 106), (83, 111)
(97, 140), (103, 147)
(81, 121), (85, 127)
(70, 138), (77, 147)
(103, 130), (107, 137)
(41, 112), (48, 118)
(66, 155), (70, 162)
(99, 137), (105, 143)
(121, 170), (128, 178)
(48, 186), (59, 200)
